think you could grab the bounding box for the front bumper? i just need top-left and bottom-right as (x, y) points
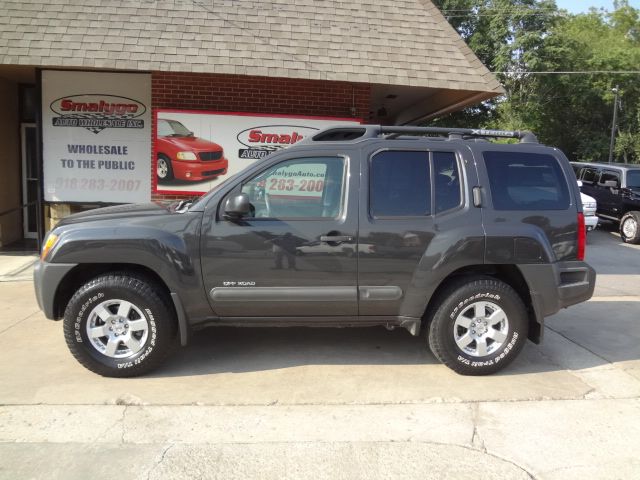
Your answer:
(33, 261), (78, 320)
(172, 157), (229, 181)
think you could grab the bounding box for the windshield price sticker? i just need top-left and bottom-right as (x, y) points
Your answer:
(266, 164), (327, 198)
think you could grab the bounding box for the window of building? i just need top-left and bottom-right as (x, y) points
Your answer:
(484, 151), (570, 211)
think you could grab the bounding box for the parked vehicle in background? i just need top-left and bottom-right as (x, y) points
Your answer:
(35, 126), (595, 378)
(576, 183), (598, 232)
(156, 118), (229, 183)
(572, 162), (640, 243)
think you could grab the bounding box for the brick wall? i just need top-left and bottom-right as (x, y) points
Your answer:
(151, 72), (371, 202)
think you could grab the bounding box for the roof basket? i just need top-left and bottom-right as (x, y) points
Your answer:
(311, 125), (538, 144)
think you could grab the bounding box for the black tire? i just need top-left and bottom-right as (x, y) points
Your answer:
(619, 211), (640, 244)
(156, 154), (174, 182)
(427, 276), (528, 376)
(63, 273), (177, 377)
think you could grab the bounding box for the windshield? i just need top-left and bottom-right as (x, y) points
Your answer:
(158, 119), (192, 137)
(627, 170), (640, 189)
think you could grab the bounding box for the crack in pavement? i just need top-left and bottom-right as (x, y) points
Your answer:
(545, 324), (614, 365)
(469, 403), (486, 452)
(121, 405), (128, 444)
(0, 310), (40, 335)
(134, 440), (538, 480)
(144, 443), (174, 480)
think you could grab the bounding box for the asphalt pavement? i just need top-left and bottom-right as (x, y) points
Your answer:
(0, 225), (639, 479)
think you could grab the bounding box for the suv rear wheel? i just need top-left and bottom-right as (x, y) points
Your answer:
(620, 211), (640, 244)
(63, 273), (177, 377)
(427, 277), (528, 375)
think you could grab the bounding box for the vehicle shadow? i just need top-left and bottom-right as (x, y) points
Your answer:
(147, 304), (639, 378)
(151, 326), (437, 378)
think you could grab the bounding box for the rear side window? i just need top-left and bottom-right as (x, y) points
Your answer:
(433, 151), (462, 213)
(370, 151), (430, 217)
(628, 170), (640, 189)
(484, 151), (570, 211)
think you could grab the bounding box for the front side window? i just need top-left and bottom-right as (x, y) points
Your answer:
(599, 170), (621, 187)
(370, 151), (431, 217)
(241, 157), (345, 219)
(581, 168), (599, 183)
(484, 151), (570, 211)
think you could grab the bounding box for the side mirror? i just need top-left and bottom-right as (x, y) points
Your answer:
(224, 193), (251, 220)
(577, 180), (583, 188)
(602, 180), (618, 188)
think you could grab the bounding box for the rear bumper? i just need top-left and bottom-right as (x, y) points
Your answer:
(584, 214), (598, 231)
(33, 261), (77, 320)
(519, 260), (596, 322)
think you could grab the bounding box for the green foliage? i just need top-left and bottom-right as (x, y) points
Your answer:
(430, 0), (640, 163)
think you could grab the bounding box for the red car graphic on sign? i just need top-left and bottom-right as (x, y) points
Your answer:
(155, 119), (228, 183)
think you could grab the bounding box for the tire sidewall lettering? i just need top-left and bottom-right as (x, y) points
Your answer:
(456, 331), (520, 368)
(74, 292), (105, 343)
(75, 290), (157, 370)
(449, 292), (501, 320)
(449, 291), (520, 369)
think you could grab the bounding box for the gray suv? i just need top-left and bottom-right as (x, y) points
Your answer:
(34, 126), (596, 377)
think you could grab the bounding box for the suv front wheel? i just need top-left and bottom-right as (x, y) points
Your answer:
(427, 277), (528, 375)
(63, 273), (177, 377)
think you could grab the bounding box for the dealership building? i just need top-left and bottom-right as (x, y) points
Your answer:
(0, 0), (503, 249)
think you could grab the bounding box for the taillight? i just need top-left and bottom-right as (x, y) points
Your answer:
(577, 212), (586, 260)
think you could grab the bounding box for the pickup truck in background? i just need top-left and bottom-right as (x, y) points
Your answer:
(572, 162), (640, 243)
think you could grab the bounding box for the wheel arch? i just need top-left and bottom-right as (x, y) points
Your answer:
(52, 263), (188, 345)
(421, 264), (541, 344)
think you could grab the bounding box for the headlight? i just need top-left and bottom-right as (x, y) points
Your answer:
(176, 151), (197, 161)
(41, 233), (59, 261)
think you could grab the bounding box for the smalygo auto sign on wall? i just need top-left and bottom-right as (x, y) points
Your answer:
(154, 110), (359, 195)
(42, 70), (151, 203)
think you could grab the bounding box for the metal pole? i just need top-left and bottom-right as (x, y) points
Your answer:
(608, 85), (619, 164)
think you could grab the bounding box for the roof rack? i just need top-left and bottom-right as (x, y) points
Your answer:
(312, 125), (539, 144)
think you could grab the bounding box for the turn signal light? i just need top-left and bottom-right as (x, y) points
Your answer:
(41, 233), (59, 261)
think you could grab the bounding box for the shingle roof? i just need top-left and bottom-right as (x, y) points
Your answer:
(0, 0), (503, 94)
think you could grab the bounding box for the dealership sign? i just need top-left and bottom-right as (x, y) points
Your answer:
(236, 125), (317, 159)
(49, 94), (146, 133)
(155, 110), (359, 195)
(42, 70), (151, 203)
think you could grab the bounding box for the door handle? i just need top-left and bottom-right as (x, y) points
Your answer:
(320, 235), (353, 244)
